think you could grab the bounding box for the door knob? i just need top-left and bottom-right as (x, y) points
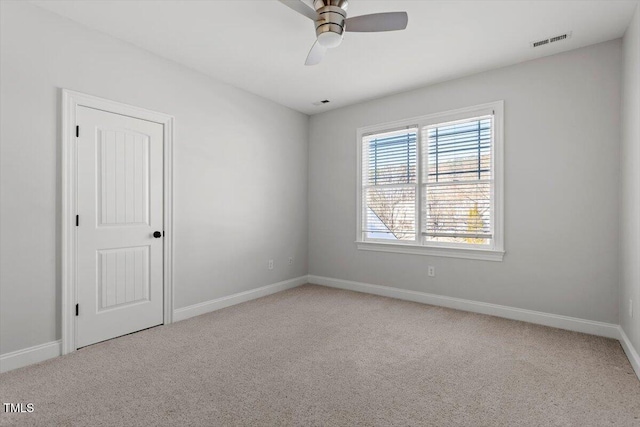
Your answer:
(153, 231), (162, 238)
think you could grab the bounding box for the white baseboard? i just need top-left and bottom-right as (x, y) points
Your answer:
(0, 340), (62, 373)
(619, 326), (640, 380)
(308, 275), (621, 339)
(173, 275), (308, 322)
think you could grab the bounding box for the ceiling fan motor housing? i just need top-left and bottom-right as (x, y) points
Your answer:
(313, 0), (348, 48)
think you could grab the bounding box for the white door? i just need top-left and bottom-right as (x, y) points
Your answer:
(76, 106), (164, 348)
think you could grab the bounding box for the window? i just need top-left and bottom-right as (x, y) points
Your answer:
(362, 128), (417, 241)
(356, 102), (504, 261)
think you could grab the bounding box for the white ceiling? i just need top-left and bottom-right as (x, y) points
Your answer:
(31, 0), (638, 115)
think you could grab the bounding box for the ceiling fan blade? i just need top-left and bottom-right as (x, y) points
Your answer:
(278, 0), (317, 21)
(305, 40), (326, 66)
(345, 12), (408, 32)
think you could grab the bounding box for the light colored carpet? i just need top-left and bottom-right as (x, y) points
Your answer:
(1, 284), (639, 426)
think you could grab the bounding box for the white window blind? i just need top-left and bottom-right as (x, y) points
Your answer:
(422, 116), (493, 245)
(421, 116), (493, 244)
(361, 127), (418, 241)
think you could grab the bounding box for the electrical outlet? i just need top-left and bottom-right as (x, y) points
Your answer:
(268, 260), (274, 270)
(289, 257), (293, 265)
(630, 299), (634, 318)
(428, 266), (435, 277)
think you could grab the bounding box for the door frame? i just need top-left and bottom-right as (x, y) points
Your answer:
(61, 89), (174, 354)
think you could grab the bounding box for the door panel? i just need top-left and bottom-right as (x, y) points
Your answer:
(76, 106), (164, 348)
(97, 129), (150, 226)
(97, 246), (149, 311)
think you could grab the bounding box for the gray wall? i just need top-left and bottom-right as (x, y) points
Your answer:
(620, 5), (640, 354)
(0, 1), (309, 355)
(309, 40), (622, 324)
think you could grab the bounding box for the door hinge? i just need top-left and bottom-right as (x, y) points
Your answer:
(75, 304), (79, 316)
(76, 215), (79, 227)
(76, 126), (79, 138)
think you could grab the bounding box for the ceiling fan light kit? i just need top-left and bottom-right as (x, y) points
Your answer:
(314, 1), (347, 48)
(279, 0), (408, 65)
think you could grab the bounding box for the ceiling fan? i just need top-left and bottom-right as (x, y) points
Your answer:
(278, 0), (409, 65)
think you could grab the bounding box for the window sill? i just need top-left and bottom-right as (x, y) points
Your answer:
(356, 241), (505, 261)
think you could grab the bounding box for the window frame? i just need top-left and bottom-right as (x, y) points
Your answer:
(356, 101), (504, 261)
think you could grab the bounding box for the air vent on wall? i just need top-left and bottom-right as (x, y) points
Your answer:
(312, 100), (330, 106)
(531, 31), (572, 48)
(532, 39), (549, 48)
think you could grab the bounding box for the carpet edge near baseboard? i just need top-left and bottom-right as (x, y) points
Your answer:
(3, 274), (638, 382)
(0, 275), (308, 374)
(619, 326), (640, 380)
(173, 275), (308, 322)
(308, 275), (620, 338)
(0, 340), (62, 374)
(307, 275), (638, 381)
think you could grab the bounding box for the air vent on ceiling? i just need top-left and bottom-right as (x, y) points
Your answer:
(312, 100), (330, 106)
(531, 31), (572, 48)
